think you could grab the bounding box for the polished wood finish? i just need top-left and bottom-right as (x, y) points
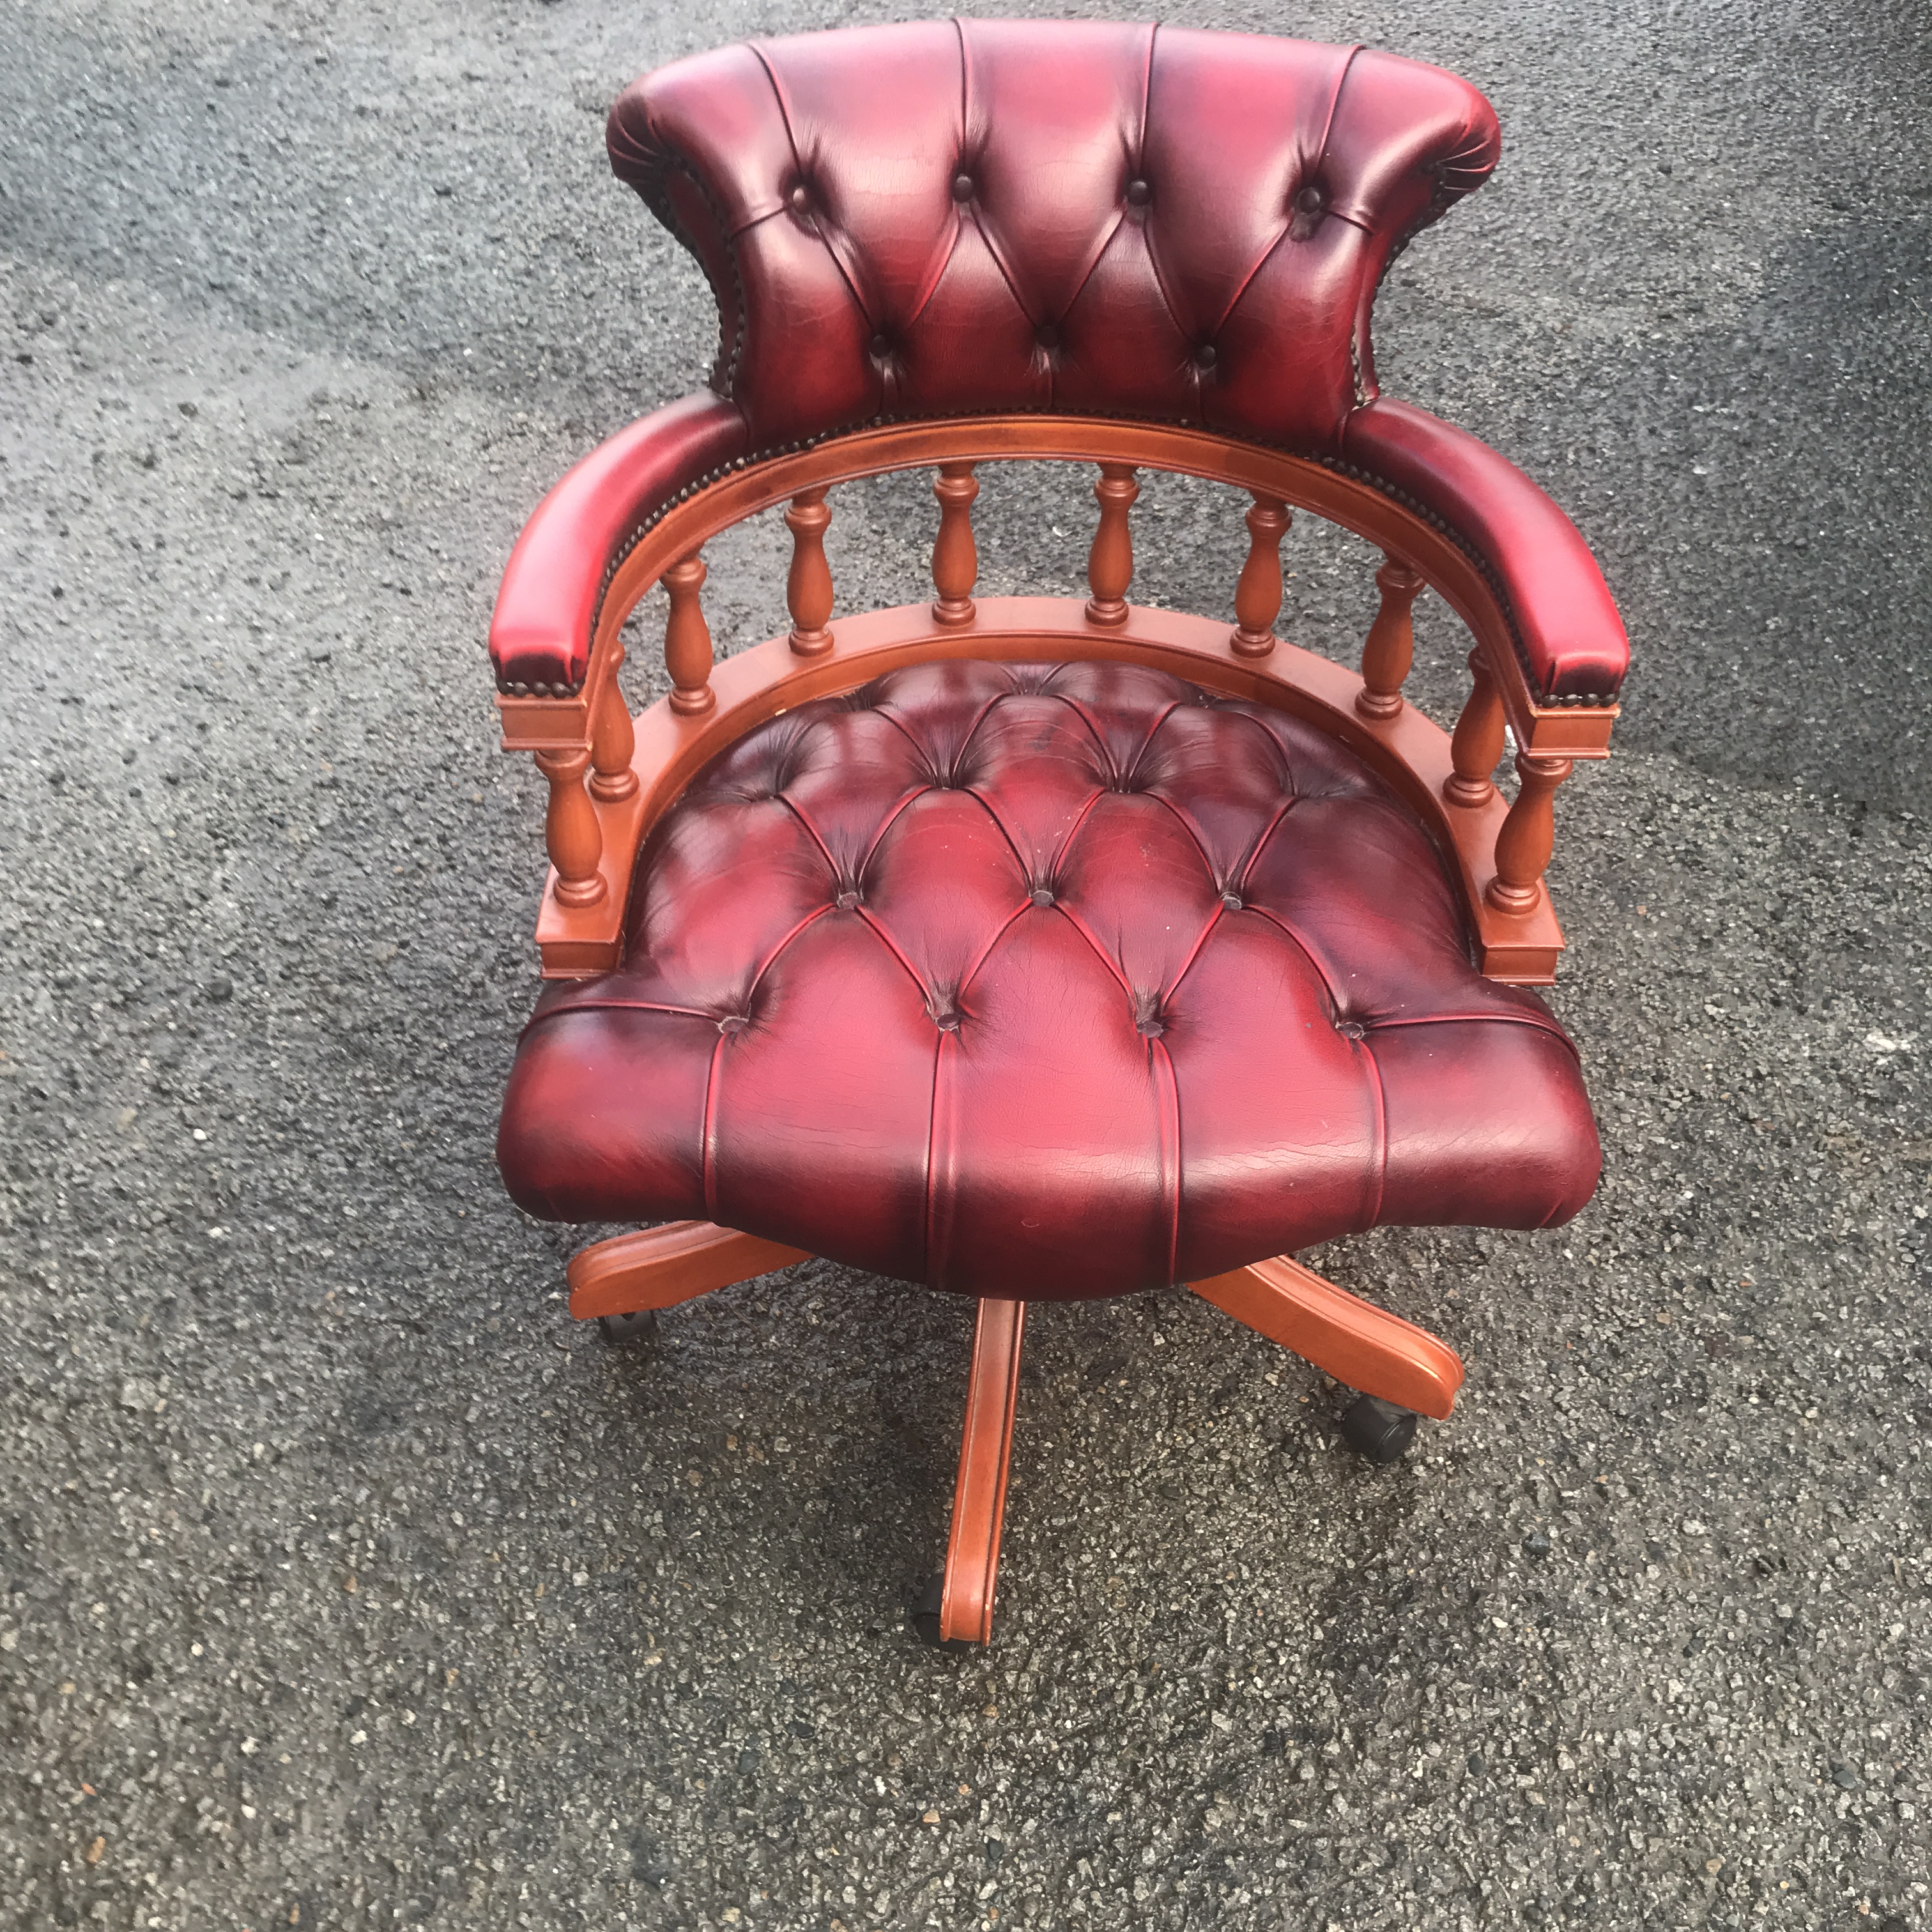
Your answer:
(1191, 1254), (1464, 1420)
(533, 746), (606, 909)
(664, 553), (717, 716)
(1487, 752), (1574, 916)
(566, 1220), (809, 1319)
(1230, 494), (1291, 658)
(588, 641), (639, 802)
(1445, 647), (1506, 808)
(940, 1297), (1026, 1646)
(1356, 556), (1423, 720)
(497, 417), (1616, 761)
(1084, 463), (1138, 626)
(527, 595), (1564, 982)
(784, 487), (836, 657)
(931, 463), (980, 626)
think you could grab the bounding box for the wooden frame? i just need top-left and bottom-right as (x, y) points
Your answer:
(496, 416), (1617, 985)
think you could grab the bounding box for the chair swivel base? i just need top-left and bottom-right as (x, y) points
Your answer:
(564, 1224), (1464, 1646)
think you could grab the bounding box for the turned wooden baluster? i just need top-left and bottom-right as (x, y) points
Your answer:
(534, 746), (606, 908)
(664, 552), (717, 716)
(931, 463), (979, 627)
(785, 487), (835, 657)
(1445, 648), (1507, 808)
(1356, 556), (1425, 719)
(588, 643), (638, 802)
(1487, 753), (1573, 915)
(1085, 463), (1139, 626)
(1230, 495), (1291, 658)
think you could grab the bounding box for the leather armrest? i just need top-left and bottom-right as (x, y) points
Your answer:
(489, 392), (747, 695)
(1340, 397), (1627, 707)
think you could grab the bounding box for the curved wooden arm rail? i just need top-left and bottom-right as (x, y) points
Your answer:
(495, 419), (1613, 982)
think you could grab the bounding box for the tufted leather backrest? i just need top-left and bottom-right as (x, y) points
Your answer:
(608, 20), (1499, 457)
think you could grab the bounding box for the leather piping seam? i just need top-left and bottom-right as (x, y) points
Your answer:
(517, 995), (710, 1038)
(1155, 898), (1228, 1009)
(1234, 794), (1300, 897)
(1050, 899), (1142, 1005)
(1151, 1030), (1183, 1289)
(1360, 1008), (1583, 1060)
(1007, 781), (1109, 898)
(1235, 900), (1344, 1015)
(700, 1028), (728, 1221)
(634, 144), (751, 405)
(923, 1022), (953, 1290)
(852, 782), (933, 885)
(1358, 1031), (1388, 1229)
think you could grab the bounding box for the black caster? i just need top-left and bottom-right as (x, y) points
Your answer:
(910, 1572), (974, 1652)
(1339, 1393), (1418, 1464)
(597, 1309), (659, 1346)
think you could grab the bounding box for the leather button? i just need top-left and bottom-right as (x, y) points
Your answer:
(869, 333), (892, 359)
(718, 1015), (749, 1036)
(836, 889), (861, 911)
(1035, 323), (1061, 351)
(1124, 177), (1151, 206)
(1295, 185), (1324, 215)
(1030, 886), (1055, 908)
(931, 1007), (962, 1034)
(1221, 891), (1243, 912)
(1337, 1018), (1367, 1040)
(1195, 343), (1218, 371)
(951, 172), (975, 203)
(788, 183), (811, 213)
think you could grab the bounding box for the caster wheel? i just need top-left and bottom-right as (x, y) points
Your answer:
(909, 1572), (973, 1652)
(596, 1309), (659, 1346)
(1339, 1393), (1418, 1464)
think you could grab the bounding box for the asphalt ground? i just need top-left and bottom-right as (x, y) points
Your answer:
(3, 2), (1929, 1928)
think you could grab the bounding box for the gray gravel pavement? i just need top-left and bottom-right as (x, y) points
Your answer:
(3, 3), (1930, 1928)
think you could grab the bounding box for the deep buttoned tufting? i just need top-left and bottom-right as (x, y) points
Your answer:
(497, 662), (1601, 1300)
(607, 22), (1496, 454)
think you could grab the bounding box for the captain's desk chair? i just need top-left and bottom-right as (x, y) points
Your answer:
(489, 21), (1627, 1646)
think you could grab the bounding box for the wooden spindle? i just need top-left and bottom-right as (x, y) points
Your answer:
(664, 553), (717, 716)
(785, 487), (835, 657)
(1486, 753), (1573, 916)
(1085, 463), (1139, 625)
(534, 746), (606, 908)
(588, 644), (638, 802)
(1230, 494), (1291, 657)
(931, 463), (979, 627)
(1356, 556), (1424, 719)
(1445, 649), (1506, 808)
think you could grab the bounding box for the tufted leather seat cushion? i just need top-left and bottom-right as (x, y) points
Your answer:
(498, 663), (1600, 1300)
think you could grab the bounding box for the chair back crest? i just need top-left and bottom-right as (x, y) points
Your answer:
(608, 20), (1500, 456)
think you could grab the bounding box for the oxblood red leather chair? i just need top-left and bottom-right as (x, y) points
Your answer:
(490, 21), (1626, 1647)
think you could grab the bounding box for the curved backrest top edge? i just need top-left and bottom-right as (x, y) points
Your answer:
(606, 21), (1500, 457)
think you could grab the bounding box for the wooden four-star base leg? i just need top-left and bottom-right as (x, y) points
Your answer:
(1190, 1252), (1464, 1420)
(566, 1220), (809, 1317)
(567, 1227), (1457, 1644)
(931, 1296), (1026, 1648)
